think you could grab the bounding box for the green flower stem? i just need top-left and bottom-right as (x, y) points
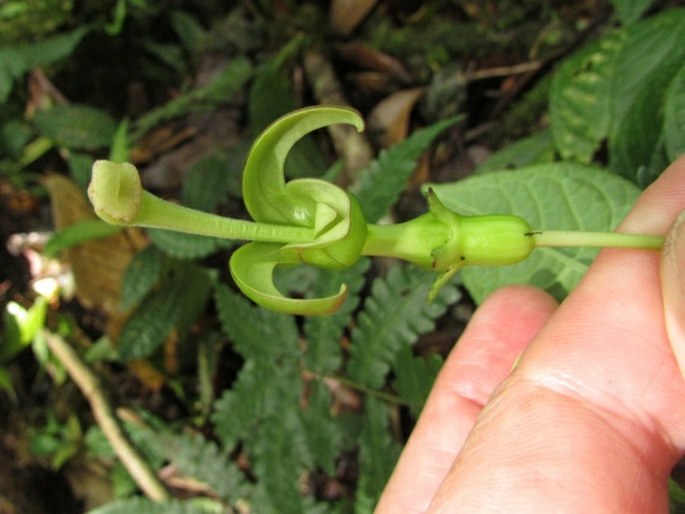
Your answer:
(135, 191), (315, 244)
(362, 214), (449, 268)
(531, 230), (664, 250)
(88, 160), (315, 244)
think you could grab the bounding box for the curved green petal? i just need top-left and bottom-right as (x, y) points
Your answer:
(229, 242), (348, 316)
(243, 106), (364, 225)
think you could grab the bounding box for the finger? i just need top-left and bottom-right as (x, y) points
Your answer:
(661, 211), (685, 375)
(428, 155), (685, 513)
(376, 285), (558, 514)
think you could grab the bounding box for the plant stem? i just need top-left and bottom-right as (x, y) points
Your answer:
(138, 191), (315, 244)
(44, 331), (169, 502)
(530, 230), (664, 250)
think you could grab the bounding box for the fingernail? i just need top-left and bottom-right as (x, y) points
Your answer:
(661, 210), (685, 375)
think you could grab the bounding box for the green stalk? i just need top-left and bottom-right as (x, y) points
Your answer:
(531, 230), (664, 250)
(362, 214), (449, 268)
(136, 191), (315, 244)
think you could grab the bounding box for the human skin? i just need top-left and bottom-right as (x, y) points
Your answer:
(375, 155), (685, 513)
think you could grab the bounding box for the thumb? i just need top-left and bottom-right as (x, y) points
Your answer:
(661, 210), (685, 375)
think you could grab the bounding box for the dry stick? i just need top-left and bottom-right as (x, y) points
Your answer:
(303, 50), (375, 187)
(44, 332), (169, 502)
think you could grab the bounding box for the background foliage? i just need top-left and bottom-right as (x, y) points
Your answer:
(1, 1), (685, 513)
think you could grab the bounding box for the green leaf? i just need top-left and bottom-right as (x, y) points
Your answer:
(170, 10), (206, 58)
(116, 283), (182, 361)
(475, 130), (556, 173)
(347, 266), (460, 389)
(428, 163), (641, 303)
(131, 58), (252, 140)
(148, 228), (234, 260)
(608, 9), (685, 181)
(44, 220), (123, 258)
(303, 258), (370, 373)
(250, 413), (310, 514)
(354, 397), (401, 513)
(117, 264), (212, 360)
(87, 498), (224, 514)
(213, 359), (294, 450)
(120, 247), (164, 311)
(0, 366), (14, 397)
(392, 345), (443, 418)
(300, 381), (347, 476)
(162, 432), (247, 501)
(0, 26), (89, 102)
(549, 30), (624, 163)
(109, 118), (130, 164)
(214, 284), (299, 361)
(248, 37), (327, 180)
(611, 0), (653, 25)
(1, 298), (47, 362)
(352, 115), (463, 223)
(32, 105), (118, 150)
(670, 478), (685, 513)
(663, 63), (685, 162)
(181, 152), (242, 211)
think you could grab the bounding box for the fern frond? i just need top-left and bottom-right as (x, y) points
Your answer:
(163, 432), (248, 501)
(214, 284), (299, 360)
(347, 266), (460, 389)
(86, 497), (225, 514)
(392, 345), (443, 418)
(249, 411), (311, 514)
(354, 397), (401, 514)
(303, 258), (370, 374)
(352, 115), (462, 223)
(300, 381), (349, 476)
(117, 263), (212, 360)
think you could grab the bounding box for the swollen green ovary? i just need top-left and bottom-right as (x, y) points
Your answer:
(459, 215), (534, 266)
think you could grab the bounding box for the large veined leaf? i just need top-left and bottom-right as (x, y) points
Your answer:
(428, 163), (641, 303)
(475, 130), (556, 173)
(549, 30), (624, 163)
(663, 63), (685, 162)
(611, 0), (654, 24)
(608, 8), (685, 181)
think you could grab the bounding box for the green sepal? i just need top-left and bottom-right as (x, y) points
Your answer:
(242, 105), (364, 225)
(229, 242), (348, 316)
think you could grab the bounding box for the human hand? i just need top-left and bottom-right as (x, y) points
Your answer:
(376, 156), (685, 513)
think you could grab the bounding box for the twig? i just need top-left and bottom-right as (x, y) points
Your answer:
(303, 49), (374, 187)
(44, 331), (169, 502)
(462, 60), (543, 82)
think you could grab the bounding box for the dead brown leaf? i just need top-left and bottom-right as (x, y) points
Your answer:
(329, 0), (378, 35)
(43, 174), (147, 314)
(368, 88), (424, 148)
